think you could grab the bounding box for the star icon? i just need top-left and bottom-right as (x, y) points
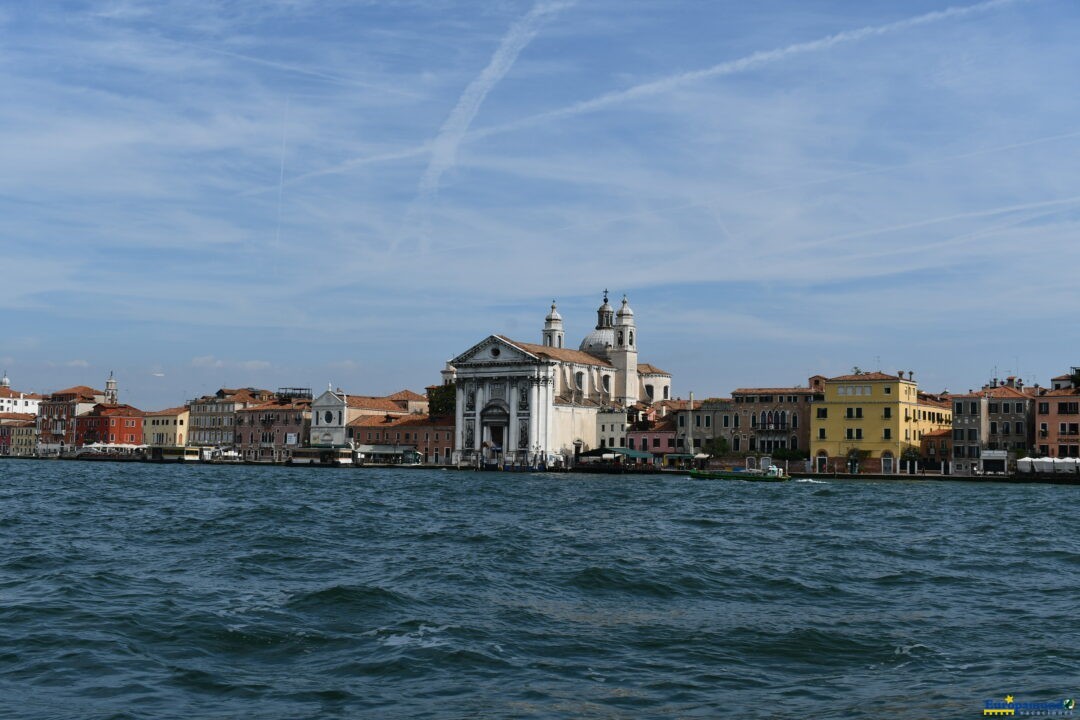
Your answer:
(1005, 695), (1015, 704)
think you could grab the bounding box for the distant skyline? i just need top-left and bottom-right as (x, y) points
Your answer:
(3, 0), (1078, 408)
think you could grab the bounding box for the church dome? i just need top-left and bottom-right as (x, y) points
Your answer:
(0, 371), (8, 388)
(579, 327), (615, 355)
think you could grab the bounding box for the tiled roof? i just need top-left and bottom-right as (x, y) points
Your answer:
(145, 406), (190, 416)
(0, 412), (35, 422)
(951, 385), (1031, 400)
(923, 428), (952, 438)
(386, 389), (426, 402)
(497, 337), (613, 368)
(346, 395), (411, 412)
(0, 388), (44, 400)
(1052, 373), (1073, 381)
(732, 387), (816, 395)
(87, 404), (145, 417)
(49, 386), (103, 400)
(241, 399), (311, 412)
(637, 363), (670, 375)
(348, 414), (453, 428)
(828, 372), (901, 382)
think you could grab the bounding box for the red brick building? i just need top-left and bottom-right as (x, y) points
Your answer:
(75, 404), (145, 448)
(38, 385), (106, 453)
(348, 414), (455, 464)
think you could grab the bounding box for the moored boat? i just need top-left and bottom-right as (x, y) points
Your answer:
(689, 465), (790, 482)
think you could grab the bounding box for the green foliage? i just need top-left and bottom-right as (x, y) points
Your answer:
(770, 448), (809, 461)
(702, 437), (729, 457)
(427, 384), (456, 417)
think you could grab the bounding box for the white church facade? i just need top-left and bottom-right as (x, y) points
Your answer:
(448, 292), (671, 467)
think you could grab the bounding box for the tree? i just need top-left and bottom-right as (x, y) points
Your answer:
(702, 436), (729, 457)
(427, 384), (456, 417)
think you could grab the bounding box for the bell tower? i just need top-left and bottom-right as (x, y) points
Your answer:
(105, 371), (118, 405)
(611, 295), (638, 406)
(542, 300), (565, 348)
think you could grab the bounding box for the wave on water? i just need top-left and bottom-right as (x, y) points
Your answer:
(0, 462), (1076, 720)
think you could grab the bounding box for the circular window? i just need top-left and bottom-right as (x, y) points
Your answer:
(324, 410), (333, 424)
(491, 347), (501, 358)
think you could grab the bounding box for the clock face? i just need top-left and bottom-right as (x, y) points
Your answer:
(324, 410), (333, 424)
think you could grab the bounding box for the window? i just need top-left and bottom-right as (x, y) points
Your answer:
(576, 372), (584, 390)
(846, 428), (854, 440)
(989, 403), (999, 414)
(990, 422), (998, 435)
(818, 428), (826, 440)
(883, 428), (891, 439)
(883, 407), (891, 419)
(816, 408), (828, 419)
(884, 386), (891, 395)
(679, 415), (685, 428)
(723, 415), (730, 428)
(694, 416), (701, 427)
(704, 416), (711, 428)
(970, 402), (977, 415)
(1002, 402), (1011, 414)
(652, 438), (660, 448)
(855, 428), (863, 439)
(1039, 402), (1050, 414)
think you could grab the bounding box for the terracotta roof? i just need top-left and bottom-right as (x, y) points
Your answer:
(240, 398), (311, 412)
(637, 363), (670, 375)
(923, 428), (952, 438)
(951, 385), (1031, 400)
(657, 399), (690, 411)
(346, 395), (411, 412)
(49, 386), (103, 401)
(828, 372), (902, 382)
(0, 388), (44, 400)
(1038, 386), (1080, 397)
(12, 420), (36, 428)
(497, 337), (613, 368)
(386, 389), (426, 402)
(1052, 373), (1073, 381)
(0, 412), (35, 422)
(145, 406), (190, 416)
(86, 403), (145, 417)
(732, 387), (815, 395)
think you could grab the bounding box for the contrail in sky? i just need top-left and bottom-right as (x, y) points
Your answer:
(469, 0), (1029, 138)
(416, 0), (574, 203)
(240, 0), (1028, 196)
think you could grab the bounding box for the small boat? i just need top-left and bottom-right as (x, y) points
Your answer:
(689, 465), (790, 482)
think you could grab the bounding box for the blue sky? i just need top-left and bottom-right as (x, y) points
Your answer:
(2, 0), (1078, 408)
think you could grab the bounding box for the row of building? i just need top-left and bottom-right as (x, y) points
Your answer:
(2, 292), (1078, 473)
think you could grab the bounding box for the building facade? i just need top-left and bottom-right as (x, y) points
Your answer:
(74, 404), (145, 448)
(309, 389), (426, 448)
(348, 414), (455, 464)
(450, 293), (673, 466)
(950, 377), (1035, 473)
(0, 372), (43, 416)
(811, 371), (952, 473)
(10, 420), (37, 456)
(235, 392), (312, 462)
(730, 377), (825, 456)
(1035, 369), (1080, 458)
(188, 388), (274, 448)
(37, 385), (106, 454)
(144, 407), (190, 447)
(0, 413), (36, 455)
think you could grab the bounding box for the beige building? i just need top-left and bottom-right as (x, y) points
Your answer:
(188, 388), (274, 447)
(11, 420), (38, 456)
(144, 407), (190, 447)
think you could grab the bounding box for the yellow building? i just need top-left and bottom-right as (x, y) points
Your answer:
(811, 371), (951, 473)
(144, 406), (190, 447)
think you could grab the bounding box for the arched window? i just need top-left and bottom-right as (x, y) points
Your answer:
(629, 331), (634, 347)
(760, 411), (767, 427)
(791, 435), (798, 450)
(602, 375), (611, 392)
(792, 413), (798, 429)
(618, 331), (624, 346)
(645, 384), (655, 399)
(663, 386), (669, 400)
(733, 436), (741, 451)
(575, 372), (584, 391)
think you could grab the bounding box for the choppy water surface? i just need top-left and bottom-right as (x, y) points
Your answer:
(0, 460), (1076, 719)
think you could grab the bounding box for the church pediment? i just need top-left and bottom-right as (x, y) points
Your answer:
(452, 336), (539, 367)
